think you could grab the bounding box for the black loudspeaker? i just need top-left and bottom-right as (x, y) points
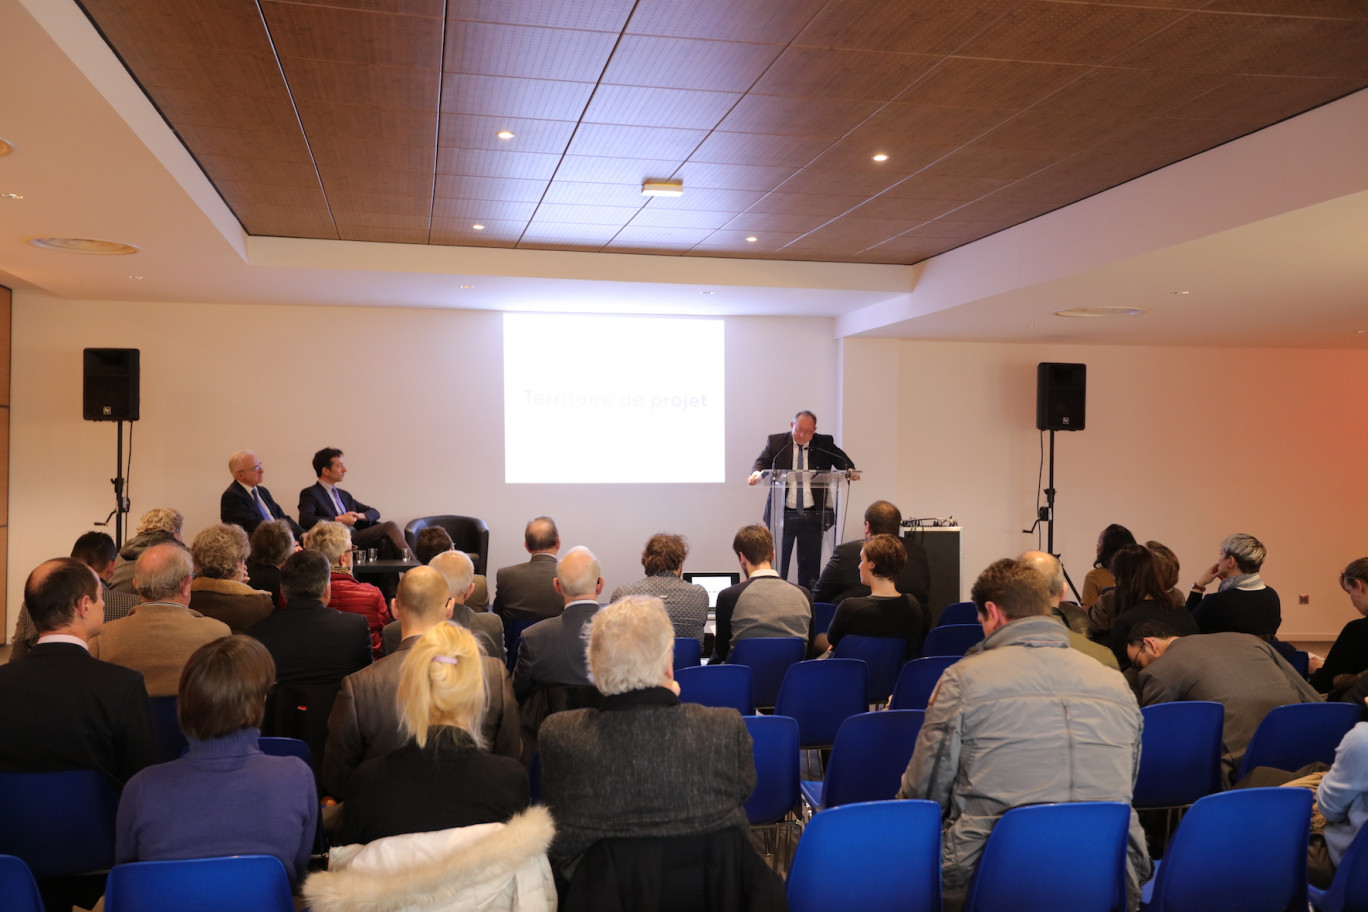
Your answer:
(1036, 362), (1085, 431)
(83, 348), (140, 421)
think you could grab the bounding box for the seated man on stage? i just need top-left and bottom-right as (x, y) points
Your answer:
(220, 449), (303, 538)
(298, 447), (407, 560)
(746, 409), (858, 591)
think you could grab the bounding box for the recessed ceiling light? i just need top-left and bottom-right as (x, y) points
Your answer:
(28, 237), (140, 255)
(872, 153), (889, 162)
(642, 180), (683, 197)
(496, 131), (514, 140)
(1172, 290), (1191, 295)
(699, 290), (714, 295)
(1357, 329), (1367, 334)
(745, 236), (758, 243)
(472, 224), (485, 230)
(459, 284), (474, 289)
(1054, 306), (1145, 318)
(128, 275), (143, 280)
(1, 193), (22, 200)
(0, 138), (13, 157)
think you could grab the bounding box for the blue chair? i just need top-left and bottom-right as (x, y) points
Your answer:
(966, 802), (1131, 912)
(1291, 650), (1311, 678)
(833, 635), (906, 705)
(676, 664), (754, 715)
(503, 617), (540, 672)
(1141, 787), (1312, 912)
(1133, 702), (1225, 810)
(0, 769), (118, 878)
(774, 659), (869, 751)
(812, 602), (837, 635)
(673, 637), (702, 671)
(890, 655), (960, 710)
(786, 799), (942, 912)
(800, 710), (923, 813)
(149, 695), (188, 764)
(1237, 702), (1362, 780)
(729, 637), (805, 708)
(744, 715), (801, 868)
(259, 736), (313, 766)
(0, 856), (43, 912)
(104, 855), (294, 912)
(1309, 820), (1368, 912)
(937, 601), (978, 627)
(921, 623), (984, 657)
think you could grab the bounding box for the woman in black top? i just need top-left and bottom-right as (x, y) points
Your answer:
(1108, 544), (1198, 669)
(1309, 557), (1368, 696)
(824, 534), (924, 659)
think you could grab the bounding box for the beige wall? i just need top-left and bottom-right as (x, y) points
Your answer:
(7, 292), (842, 632)
(839, 337), (1368, 639)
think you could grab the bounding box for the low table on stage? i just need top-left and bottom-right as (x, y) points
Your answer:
(351, 559), (421, 578)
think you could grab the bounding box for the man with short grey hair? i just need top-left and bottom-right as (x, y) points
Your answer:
(493, 516), (563, 623)
(220, 449), (303, 537)
(379, 550), (505, 660)
(1019, 550), (1120, 671)
(1186, 532), (1280, 636)
(512, 546), (603, 700)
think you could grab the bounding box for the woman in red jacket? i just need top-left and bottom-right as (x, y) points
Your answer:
(303, 521), (392, 657)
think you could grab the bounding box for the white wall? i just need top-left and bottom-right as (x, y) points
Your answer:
(839, 337), (1368, 639)
(8, 292), (843, 631)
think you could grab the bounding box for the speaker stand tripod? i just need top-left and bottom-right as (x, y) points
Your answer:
(1027, 429), (1080, 603)
(98, 420), (132, 549)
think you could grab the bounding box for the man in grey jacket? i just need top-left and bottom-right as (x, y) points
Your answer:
(900, 558), (1151, 911)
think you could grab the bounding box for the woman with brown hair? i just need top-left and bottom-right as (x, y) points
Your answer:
(1107, 543), (1198, 668)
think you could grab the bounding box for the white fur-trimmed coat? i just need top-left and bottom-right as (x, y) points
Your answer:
(304, 806), (557, 912)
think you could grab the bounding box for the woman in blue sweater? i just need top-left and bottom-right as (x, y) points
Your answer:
(115, 635), (318, 887)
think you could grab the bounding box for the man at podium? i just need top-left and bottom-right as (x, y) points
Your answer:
(747, 410), (858, 590)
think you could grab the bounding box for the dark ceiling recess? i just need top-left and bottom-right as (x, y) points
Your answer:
(77, 0), (1368, 264)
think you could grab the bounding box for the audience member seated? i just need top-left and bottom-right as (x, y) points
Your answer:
(336, 622), (530, 846)
(899, 558), (1150, 911)
(493, 516), (563, 623)
(539, 595), (759, 883)
(711, 524), (813, 662)
(414, 526), (489, 610)
(1127, 620), (1321, 783)
(115, 636), (317, 888)
(380, 551), (503, 661)
(305, 521), (393, 657)
(0, 558), (156, 784)
(9, 530), (139, 662)
(1186, 532), (1281, 637)
(188, 523), (275, 633)
(1089, 539), (1185, 640)
(818, 533), (923, 659)
(814, 499), (931, 629)
(247, 519), (296, 610)
(1310, 558), (1368, 697)
(325, 566), (520, 802)
(91, 543), (231, 696)
(109, 507), (184, 593)
(1311, 719), (1368, 888)
(1104, 544), (1198, 669)
(219, 449), (304, 538)
(1018, 551), (1119, 670)
(1080, 522), (1135, 610)
(608, 532), (709, 645)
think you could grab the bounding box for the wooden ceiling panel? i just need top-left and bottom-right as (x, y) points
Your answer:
(147, 88), (300, 134)
(718, 212), (831, 233)
(541, 181), (648, 207)
(531, 203), (643, 225)
(553, 155), (684, 185)
(107, 44), (285, 94)
(957, 1), (1186, 66)
(318, 165), (434, 198)
(750, 46), (941, 100)
(976, 108), (1140, 153)
(441, 74), (595, 119)
(691, 228), (808, 251)
(309, 139), (435, 171)
(605, 225), (716, 247)
(444, 21), (617, 81)
(567, 124), (708, 160)
(691, 132), (834, 168)
(433, 175), (549, 203)
(626, 0), (823, 44)
(80, 0), (275, 55)
(287, 0), (445, 16)
(438, 114), (577, 154)
(1168, 75), (1365, 124)
(894, 57), (1085, 109)
(518, 222), (621, 247)
(332, 210), (432, 231)
(654, 187), (768, 212)
(1033, 66), (1226, 117)
(283, 58), (440, 111)
(904, 218), (1008, 241)
(321, 191), (432, 217)
(846, 195), (964, 222)
(804, 140), (954, 177)
(296, 101), (438, 149)
(603, 36), (782, 92)
(214, 180), (329, 211)
(628, 207), (735, 230)
(794, 0), (1019, 55)
(775, 168), (907, 197)
(745, 192), (871, 218)
(859, 235), (958, 262)
(917, 144), (1069, 180)
(436, 148), (563, 180)
(429, 229), (520, 248)
(673, 161), (796, 192)
(853, 104), (1012, 148)
(430, 217), (527, 241)
(234, 204), (339, 239)
(263, 2), (443, 68)
(879, 172), (1011, 200)
(448, 0), (636, 31)
(717, 95), (880, 138)
(584, 85), (742, 130)
(338, 226), (431, 244)
(194, 154), (322, 189)
(941, 196), (1060, 225)
(427, 198), (538, 221)
(782, 217), (931, 251)
(1203, 0), (1368, 15)
(173, 124), (315, 164)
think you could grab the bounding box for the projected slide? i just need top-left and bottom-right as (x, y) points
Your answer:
(504, 314), (725, 484)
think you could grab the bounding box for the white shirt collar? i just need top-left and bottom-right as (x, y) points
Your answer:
(35, 633), (89, 651)
(748, 568), (780, 579)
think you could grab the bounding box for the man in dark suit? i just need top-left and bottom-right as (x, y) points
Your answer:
(746, 410), (859, 590)
(814, 499), (931, 617)
(0, 558), (156, 784)
(512, 546), (602, 700)
(492, 516), (563, 623)
(297, 447), (407, 558)
(220, 449), (303, 537)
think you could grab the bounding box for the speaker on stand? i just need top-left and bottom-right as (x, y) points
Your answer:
(1031, 362), (1086, 599)
(83, 348), (140, 546)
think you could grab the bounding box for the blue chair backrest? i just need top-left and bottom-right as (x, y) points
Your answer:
(149, 695), (188, 764)
(0, 856), (43, 912)
(673, 637), (702, 671)
(744, 715), (800, 826)
(890, 655), (961, 710)
(1237, 702), (1362, 780)
(787, 799), (942, 912)
(1134, 701), (1225, 809)
(0, 769), (118, 878)
(812, 602), (837, 635)
(1309, 817), (1368, 912)
(1145, 787), (1312, 912)
(921, 623), (984, 657)
(676, 664), (755, 715)
(105, 855), (294, 912)
(774, 659), (869, 749)
(503, 617), (541, 672)
(729, 637), (805, 708)
(822, 710), (925, 809)
(937, 601), (979, 627)
(259, 736), (314, 767)
(965, 802), (1131, 912)
(1290, 650), (1311, 678)
(833, 635), (907, 704)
